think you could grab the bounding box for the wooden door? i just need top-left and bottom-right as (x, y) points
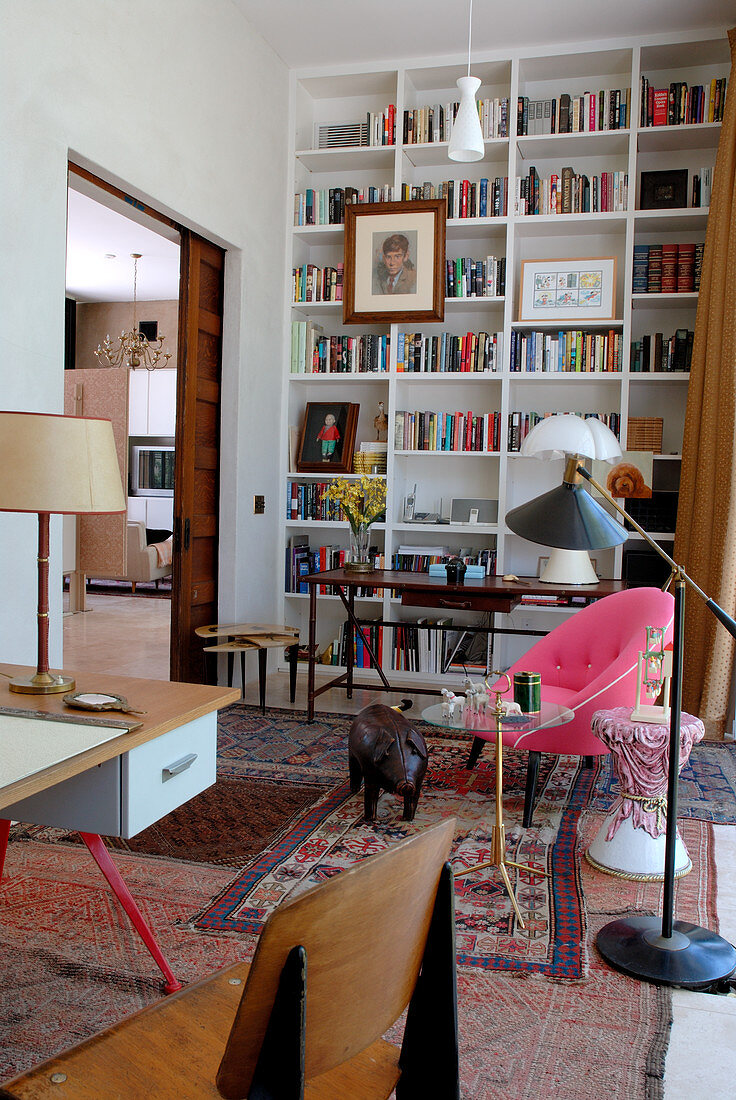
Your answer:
(170, 233), (225, 682)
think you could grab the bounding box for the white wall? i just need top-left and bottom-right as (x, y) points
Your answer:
(0, 0), (288, 665)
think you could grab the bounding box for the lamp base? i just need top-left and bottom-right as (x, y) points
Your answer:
(540, 548), (599, 585)
(9, 671), (76, 695)
(597, 914), (736, 988)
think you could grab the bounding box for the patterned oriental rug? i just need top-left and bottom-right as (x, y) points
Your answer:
(218, 704), (736, 823)
(0, 705), (727, 1097)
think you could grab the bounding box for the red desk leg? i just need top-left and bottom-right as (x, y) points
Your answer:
(0, 818), (10, 882)
(79, 832), (182, 994)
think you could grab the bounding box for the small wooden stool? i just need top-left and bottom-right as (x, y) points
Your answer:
(196, 623), (299, 712)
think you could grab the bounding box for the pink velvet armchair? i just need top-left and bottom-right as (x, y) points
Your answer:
(468, 586), (675, 827)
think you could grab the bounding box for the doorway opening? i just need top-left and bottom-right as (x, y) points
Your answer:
(63, 164), (226, 683)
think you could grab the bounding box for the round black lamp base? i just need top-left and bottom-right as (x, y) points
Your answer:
(597, 915), (736, 989)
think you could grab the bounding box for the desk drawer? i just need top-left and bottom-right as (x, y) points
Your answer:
(401, 592), (515, 613)
(122, 714), (216, 836)
(2, 714), (216, 839)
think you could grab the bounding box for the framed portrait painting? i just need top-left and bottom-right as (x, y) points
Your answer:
(343, 199), (446, 324)
(518, 257), (617, 324)
(296, 402), (359, 473)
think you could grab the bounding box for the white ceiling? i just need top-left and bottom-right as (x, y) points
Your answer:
(66, 188), (180, 304)
(234, 0), (734, 69)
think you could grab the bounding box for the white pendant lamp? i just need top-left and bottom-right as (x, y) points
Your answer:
(448, 0), (484, 162)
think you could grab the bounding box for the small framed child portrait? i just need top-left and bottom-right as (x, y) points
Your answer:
(296, 402), (360, 473)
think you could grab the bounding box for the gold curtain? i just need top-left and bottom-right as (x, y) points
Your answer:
(674, 28), (736, 738)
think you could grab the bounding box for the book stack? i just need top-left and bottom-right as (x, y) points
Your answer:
(287, 482), (350, 522)
(517, 88), (630, 134)
(394, 410), (502, 452)
(285, 536), (384, 594)
(366, 106), (396, 146)
(633, 244), (703, 294)
(397, 330), (503, 374)
(515, 166), (628, 215)
(630, 329), (694, 372)
(640, 77), (728, 126)
(400, 179), (508, 218)
(292, 263), (344, 303)
(445, 256), (506, 298)
(293, 185), (396, 225)
(353, 441), (388, 475)
(403, 97), (509, 143)
(507, 410), (620, 452)
(509, 329), (623, 373)
(392, 546), (497, 575)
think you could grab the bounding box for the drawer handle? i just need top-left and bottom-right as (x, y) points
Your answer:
(438, 599), (472, 609)
(162, 753), (198, 781)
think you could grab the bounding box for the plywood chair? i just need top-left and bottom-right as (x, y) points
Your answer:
(1, 819), (459, 1100)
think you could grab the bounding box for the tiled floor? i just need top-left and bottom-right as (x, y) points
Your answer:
(63, 597), (736, 1097)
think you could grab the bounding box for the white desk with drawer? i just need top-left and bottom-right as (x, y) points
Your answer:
(0, 664), (240, 992)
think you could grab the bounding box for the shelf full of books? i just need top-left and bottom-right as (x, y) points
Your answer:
(281, 29), (727, 677)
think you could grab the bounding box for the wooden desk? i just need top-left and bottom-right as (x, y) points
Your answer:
(304, 570), (624, 721)
(0, 665), (239, 991)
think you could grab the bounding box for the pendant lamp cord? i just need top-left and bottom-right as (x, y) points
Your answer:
(466, 0), (473, 77)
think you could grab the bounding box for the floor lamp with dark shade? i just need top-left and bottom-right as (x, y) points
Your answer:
(506, 415), (736, 989)
(0, 411), (126, 695)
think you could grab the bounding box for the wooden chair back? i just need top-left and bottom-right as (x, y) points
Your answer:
(217, 816), (454, 1096)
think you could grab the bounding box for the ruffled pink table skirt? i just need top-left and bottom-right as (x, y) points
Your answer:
(591, 705), (704, 840)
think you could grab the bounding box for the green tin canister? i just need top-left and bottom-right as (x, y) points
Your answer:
(513, 671), (541, 713)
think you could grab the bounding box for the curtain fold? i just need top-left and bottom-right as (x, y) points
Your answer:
(674, 28), (736, 737)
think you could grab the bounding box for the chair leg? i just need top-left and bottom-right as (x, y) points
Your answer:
(465, 736), (486, 770)
(0, 818), (10, 882)
(583, 755), (595, 769)
(288, 643), (298, 704)
(227, 652), (234, 688)
(131, 581), (136, 594)
(398, 862), (459, 1099)
(522, 752), (542, 829)
(258, 648), (267, 713)
(78, 831), (182, 995)
(240, 651), (246, 700)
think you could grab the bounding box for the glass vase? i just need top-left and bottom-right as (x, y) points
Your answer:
(346, 522), (372, 572)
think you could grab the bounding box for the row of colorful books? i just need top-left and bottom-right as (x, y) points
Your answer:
(397, 330), (503, 374)
(508, 410), (620, 452)
(399, 179), (508, 219)
(293, 185), (396, 226)
(515, 168), (628, 216)
(446, 256), (506, 298)
(392, 548), (497, 575)
(517, 89), (630, 135)
(287, 482), (349, 523)
(285, 537), (384, 594)
(630, 329), (693, 373)
(632, 244), (702, 294)
(394, 410), (502, 453)
(292, 263), (344, 303)
(640, 77), (727, 127)
(509, 329), (624, 374)
(290, 321), (390, 374)
(402, 98), (509, 144)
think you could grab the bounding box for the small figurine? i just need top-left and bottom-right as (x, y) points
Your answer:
(348, 702), (428, 821)
(463, 676), (490, 715)
(631, 627), (672, 723)
(441, 687), (464, 719)
(373, 401), (388, 442)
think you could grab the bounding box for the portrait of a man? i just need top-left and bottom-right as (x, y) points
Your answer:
(372, 231), (418, 295)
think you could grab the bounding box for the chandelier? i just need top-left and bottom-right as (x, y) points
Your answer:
(95, 253), (172, 371)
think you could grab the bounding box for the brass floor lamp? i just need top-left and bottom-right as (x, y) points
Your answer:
(453, 673), (549, 930)
(506, 415), (736, 988)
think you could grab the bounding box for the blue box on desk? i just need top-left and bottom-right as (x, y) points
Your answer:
(428, 564), (486, 580)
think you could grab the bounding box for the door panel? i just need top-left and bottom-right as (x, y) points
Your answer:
(170, 233), (225, 682)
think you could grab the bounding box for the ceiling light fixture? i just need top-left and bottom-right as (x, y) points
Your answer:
(448, 0), (484, 163)
(95, 253), (172, 371)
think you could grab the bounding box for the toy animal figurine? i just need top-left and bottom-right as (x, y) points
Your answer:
(348, 702), (428, 821)
(441, 687), (464, 719)
(463, 676), (490, 715)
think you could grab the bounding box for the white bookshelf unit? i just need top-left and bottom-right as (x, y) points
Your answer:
(279, 30), (728, 686)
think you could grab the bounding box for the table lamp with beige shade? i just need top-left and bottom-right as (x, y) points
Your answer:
(0, 411), (126, 694)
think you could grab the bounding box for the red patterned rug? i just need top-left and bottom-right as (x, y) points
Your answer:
(197, 745), (588, 978)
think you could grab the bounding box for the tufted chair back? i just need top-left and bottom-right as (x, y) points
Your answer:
(497, 586), (675, 758)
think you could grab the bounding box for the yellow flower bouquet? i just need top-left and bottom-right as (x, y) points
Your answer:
(328, 475), (386, 571)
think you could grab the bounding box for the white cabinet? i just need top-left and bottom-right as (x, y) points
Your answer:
(128, 368), (177, 437)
